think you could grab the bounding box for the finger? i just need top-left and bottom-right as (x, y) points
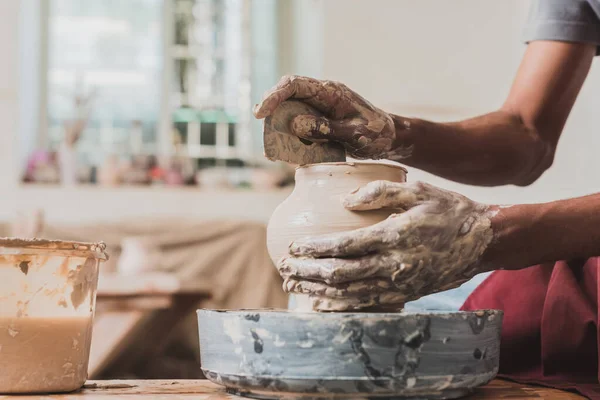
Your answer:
(289, 115), (333, 140)
(277, 251), (405, 284)
(290, 114), (369, 142)
(311, 292), (407, 312)
(283, 276), (394, 298)
(288, 223), (387, 258)
(290, 115), (395, 161)
(279, 250), (445, 296)
(289, 213), (415, 258)
(253, 78), (296, 119)
(343, 181), (432, 210)
(253, 75), (321, 119)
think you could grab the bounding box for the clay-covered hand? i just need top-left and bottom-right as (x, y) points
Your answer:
(253, 75), (411, 160)
(278, 180), (497, 311)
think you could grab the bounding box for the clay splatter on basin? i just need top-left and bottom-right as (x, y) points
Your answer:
(197, 309), (502, 399)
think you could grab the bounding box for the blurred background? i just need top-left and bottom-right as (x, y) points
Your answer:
(1, 0), (600, 381)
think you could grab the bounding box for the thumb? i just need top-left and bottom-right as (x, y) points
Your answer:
(290, 114), (368, 143)
(343, 181), (420, 211)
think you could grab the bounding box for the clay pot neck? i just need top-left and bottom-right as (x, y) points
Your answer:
(294, 162), (407, 189)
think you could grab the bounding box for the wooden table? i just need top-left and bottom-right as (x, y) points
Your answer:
(90, 273), (212, 378)
(0, 379), (585, 399)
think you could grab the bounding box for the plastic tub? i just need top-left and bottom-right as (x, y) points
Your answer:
(0, 238), (108, 393)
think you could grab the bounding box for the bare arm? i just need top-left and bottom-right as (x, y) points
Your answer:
(254, 41), (595, 186)
(484, 194), (600, 271)
(395, 41), (596, 186)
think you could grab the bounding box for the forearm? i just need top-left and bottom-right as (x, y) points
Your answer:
(481, 193), (600, 271)
(388, 41), (594, 187)
(391, 111), (551, 186)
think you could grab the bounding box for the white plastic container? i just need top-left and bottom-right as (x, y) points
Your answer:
(0, 238), (108, 393)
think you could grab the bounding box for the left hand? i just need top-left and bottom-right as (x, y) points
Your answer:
(278, 180), (497, 311)
(253, 75), (412, 160)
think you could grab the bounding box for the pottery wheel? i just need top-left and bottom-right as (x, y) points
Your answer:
(197, 309), (503, 399)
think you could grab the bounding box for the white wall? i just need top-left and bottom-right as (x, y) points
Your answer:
(317, 0), (600, 205)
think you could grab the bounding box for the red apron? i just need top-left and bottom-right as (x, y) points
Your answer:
(461, 258), (600, 399)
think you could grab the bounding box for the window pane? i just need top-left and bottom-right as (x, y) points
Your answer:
(170, 0), (254, 161)
(47, 0), (163, 163)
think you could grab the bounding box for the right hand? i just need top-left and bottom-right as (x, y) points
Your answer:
(253, 75), (412, 160)
(277, 180), (496, 311)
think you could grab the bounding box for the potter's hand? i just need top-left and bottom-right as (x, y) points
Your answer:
(278, 180), (497, 311)
(253, 75), (411, 159)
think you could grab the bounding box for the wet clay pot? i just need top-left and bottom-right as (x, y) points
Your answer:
(267, 161), (407, 310)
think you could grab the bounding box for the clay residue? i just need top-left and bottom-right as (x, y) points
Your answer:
(291, 114), (331, 136)
(18, 261), (29, 275)
(263, 100), (346, 165)
(66, 258), (98, 309)
(1, 254), (99, 317)
(0, 237), (108, 260)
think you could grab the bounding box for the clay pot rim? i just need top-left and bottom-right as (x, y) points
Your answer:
(0, 237), (109, 260)
(296, 161), (408, 174)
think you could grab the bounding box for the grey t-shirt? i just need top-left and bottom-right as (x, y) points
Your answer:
(523, 0), (600, 52)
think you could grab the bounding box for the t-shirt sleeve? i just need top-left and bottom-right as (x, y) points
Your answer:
(522, 0), (600, 52)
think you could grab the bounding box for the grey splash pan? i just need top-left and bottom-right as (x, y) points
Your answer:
(197, 309), (503, 400)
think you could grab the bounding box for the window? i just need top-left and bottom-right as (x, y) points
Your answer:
(46, 0), (163, 164)
(169, 0), (253, 165)
(23, 0), (279, 185)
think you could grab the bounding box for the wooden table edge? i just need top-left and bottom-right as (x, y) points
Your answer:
(2, 379), (584, 399)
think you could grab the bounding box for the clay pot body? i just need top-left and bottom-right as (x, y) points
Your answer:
(267, 162), (407, 310)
